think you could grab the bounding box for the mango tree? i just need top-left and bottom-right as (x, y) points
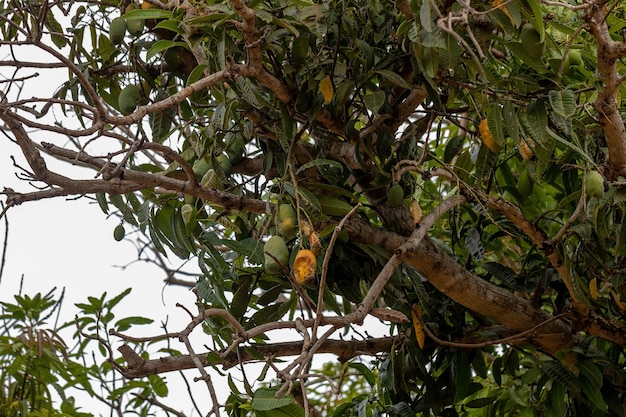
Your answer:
(2, 0), (626, 415)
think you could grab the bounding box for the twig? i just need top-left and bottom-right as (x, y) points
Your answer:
(421, 313), (569, 348)
(548, 194), (585, 245)
(312, 203), (361, 340)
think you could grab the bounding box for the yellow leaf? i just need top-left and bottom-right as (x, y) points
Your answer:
(492, 0), (513, 24)
(411, 200), (422, 224)
(369, 308), (410, 323)
(319, 75), (333, 103)
(410, 305), (425, 349)
(611, 290), (626, 311)
(589, 277), (598, 300)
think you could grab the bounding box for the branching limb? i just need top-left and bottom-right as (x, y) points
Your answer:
(115, 336), (405, 378)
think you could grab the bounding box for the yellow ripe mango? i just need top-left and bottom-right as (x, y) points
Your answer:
(319, 75), (333, 103)
(479, 119), (500, 153)
(519, 138), (535, 161)
(293, 249), (317, 286)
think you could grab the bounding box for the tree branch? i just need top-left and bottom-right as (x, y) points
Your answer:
(116, 336), (405, 378)
(583, 1), (626, 174)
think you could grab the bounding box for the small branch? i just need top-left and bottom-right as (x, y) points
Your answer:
(421, 313), (569, 349)
(547, 194), (585, 244)
(481, 194), (585, 311)
(132, 394), (187, 417)
(312, 203), (362, 338)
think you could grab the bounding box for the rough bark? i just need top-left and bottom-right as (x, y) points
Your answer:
(117, 336), (403, 378)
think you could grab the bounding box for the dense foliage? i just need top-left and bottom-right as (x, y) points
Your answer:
(3, 0), (626, 415)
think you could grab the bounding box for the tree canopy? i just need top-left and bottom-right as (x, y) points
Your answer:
(2, 0), (626, 415)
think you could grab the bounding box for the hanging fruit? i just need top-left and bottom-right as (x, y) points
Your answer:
(277, 203), (297, 237)
(293, 249), (317, 286)
(264, 236), (289, 275)
(387, 184), (404, 208)
(586, 170), (606, 199)
(479, 118), (500, 153)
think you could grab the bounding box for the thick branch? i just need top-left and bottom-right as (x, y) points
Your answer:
(584, 3), (626, 174)
(345, 216), (626, 350)
(117, 336), (404, 378)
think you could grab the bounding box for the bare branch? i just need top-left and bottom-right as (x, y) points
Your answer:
(116, 336), (405, 378)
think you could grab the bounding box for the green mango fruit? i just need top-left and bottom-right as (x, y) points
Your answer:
(563, 50), (583, 77)
(277, 204), (297, 237)
(217, 154), (232, 175)
(110, 18), (127, 45)
(586, 170), (606, 199)
(118, 84), (140, 115)
(126, 18), (145, 36)
(517, 169), (533, 198)
(567, 50), (582, 66)
(387, 184), (404, 208)
(520, 23), (544, 59)
(113, 224), (126, 241)
(264, 236), (289, 275)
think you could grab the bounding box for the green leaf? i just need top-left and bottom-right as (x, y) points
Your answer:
(316, 195), (354, 217)
(283, 183), (321, 215)
(443, 135), (464, 163)
(153, 19), (184, 35)
(524, 99), (548, 143)
(148, 375), (169, 398)
(484, 262), (518, 289)
(149, 110), (173, 143)
(114, 316), (154, 331)
(578, 361), (603, 391)
(106, 288), (132, 311)
(549, 89), (576, 118)
(579, 372), (607, 411)
(272, 16), (300, 37)
(374, 70), (412, 90)
(364, 90), (386, 114)
(548, 382), (567, 417)
(503, 101), (520, 142)
(222, 238), (264, 264)
(122, 8), (173, 20)
(453, 349), (471, 402)
(440, 33), (461, 69)
(229, 280), (250, 320)
(96, 193), (109, 214)
(474, 144), (498, 180)
(349, 363), (376, 387)
(487, 105), (505, 150)
(420, 0), (434, 32)
(251, 388), (295, 411)
(519, 0), (545, 41)
(295, 158), (344, 175)
(540, 361), (578, 392)
(464, 396), (498, 408)
(146, 40), (187, 61)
